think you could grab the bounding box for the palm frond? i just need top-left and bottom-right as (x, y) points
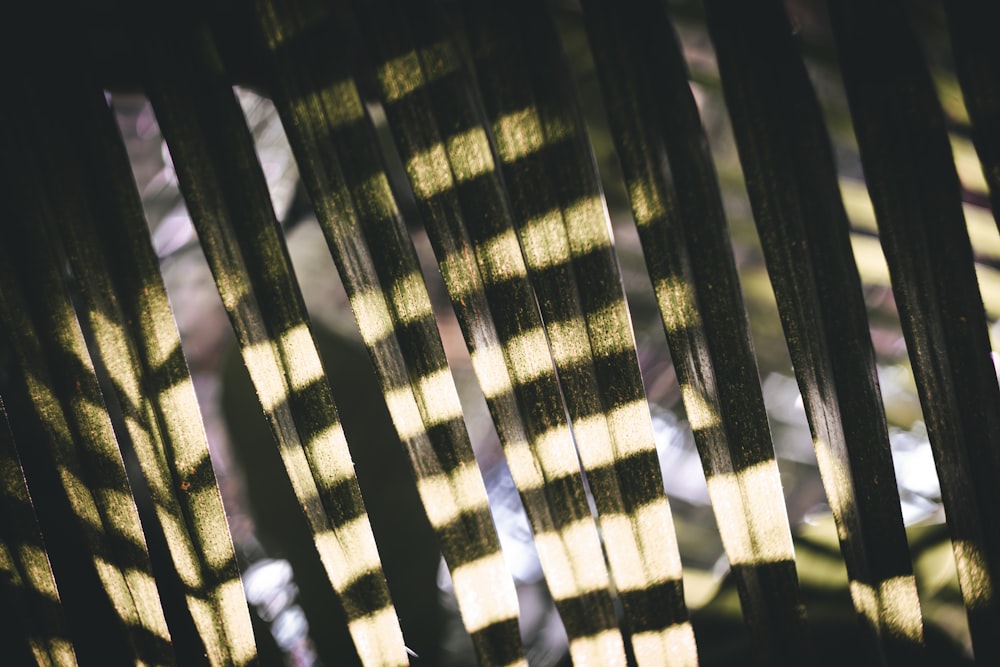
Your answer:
(0, 0), (997, 666)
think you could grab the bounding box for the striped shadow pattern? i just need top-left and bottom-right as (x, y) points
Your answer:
(0, 1), (997, 666)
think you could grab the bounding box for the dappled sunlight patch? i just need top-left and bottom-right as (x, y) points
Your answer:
(706, 460), (795, 566)
(314, 515), (383, 592)
(279, 324), (326, 392)
(493, 107), (549, 164)
(500, 437), (546, 492)
(156, 508), (203, 589)
(390, 271), (436, 326)
(406, 142), (455, 199)
(504, 326), (557, 384)
(450, 552), (521, 634)
(10, 542), (59, 603)
(349, 285), (396, 348)
(377, 40), (460, 104)
(628, 178), (667, 228)
(679, 383), (720, 433)
(600, 509), (683, 592)
(519, 208), (572, 270)
(384, 385), (430, 444)
(655, 276), (703, 333)
(413, 366), (466, 430)
(242, 340), (288, 412)
(632, 622), (699, 667)
(567, 628), (627, 667)
(533, 517), (611, 600)
(347, 603), (410, 666)
(533, 424), (584, 480)
(954, 539), (995, 611)
(478, 227), (529, 286)
(848, 575), (923, 643)
(563, 196), (613, 258)
(306, 423), (354, 490)
(448, 126), (496, 183)
(418, 464), (491, 528)
(470, 342), (514, 400)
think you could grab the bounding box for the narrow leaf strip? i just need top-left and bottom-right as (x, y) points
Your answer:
(0, 400), (77, 666)
(351, 0), (628, 663)
(460, 2), (693, 662)
(943, 0), (1000, 229)
(142, 19), (407, 666)
(43, 79), (257, 666)
(248, 1), (525, 664)
(582, 1), (816, 664)
(0, 136), (174, 666)
(829, 0), (1000, 661)
(703, 0), (923, 662)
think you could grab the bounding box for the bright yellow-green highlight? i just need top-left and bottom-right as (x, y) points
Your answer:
(545, 315), (590, 374)
(679, 383), (720, 433)
(157, 509), (203, 589)
(706, 460), (795, 566)
(350, 286), (396, 348)
(811, 437), (853, 544)
(280, 324), (326, 391)
(450, 552), (520, 634)
(493, 106), (572, 164)
(378, 50), (424, 102)
(587, 301), (636, 360)
(633, 623), (699, 667)
(533, 518), (611, 600)
(656, 276), (702, 333)
(954, 539), (995, 611)
(378, 41), (459, 103)
(849, 575), (923, 642)
(534, 423), (586, 479)
(157, 377), (210, 470)
(306, 423), (354, 491)
(407, 143), (454, 199)
(413, 367), (465, 430)
(628, 178), (667, 228)
(504, 326), (556, 385)
(470, 343), (514, 400)
(567, 629), (627, 667)
(501, 436), (546, 492)
(242, 340), (287, 412)
(417, 463), (490, 528)
(219, 577), (259, 667)
(359, 172), (399, 221)
(563, 196), (613, 259)
(520, 210), (570, 271)
(448, 127), (496, 183)
(315, 515), (383, 592)
(479, 227), (529, 286)
(383, 386), (428, 444)
(390, 271), (435, 326)
(348, 604), (410, 667)
(600, 500), (684, 592)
